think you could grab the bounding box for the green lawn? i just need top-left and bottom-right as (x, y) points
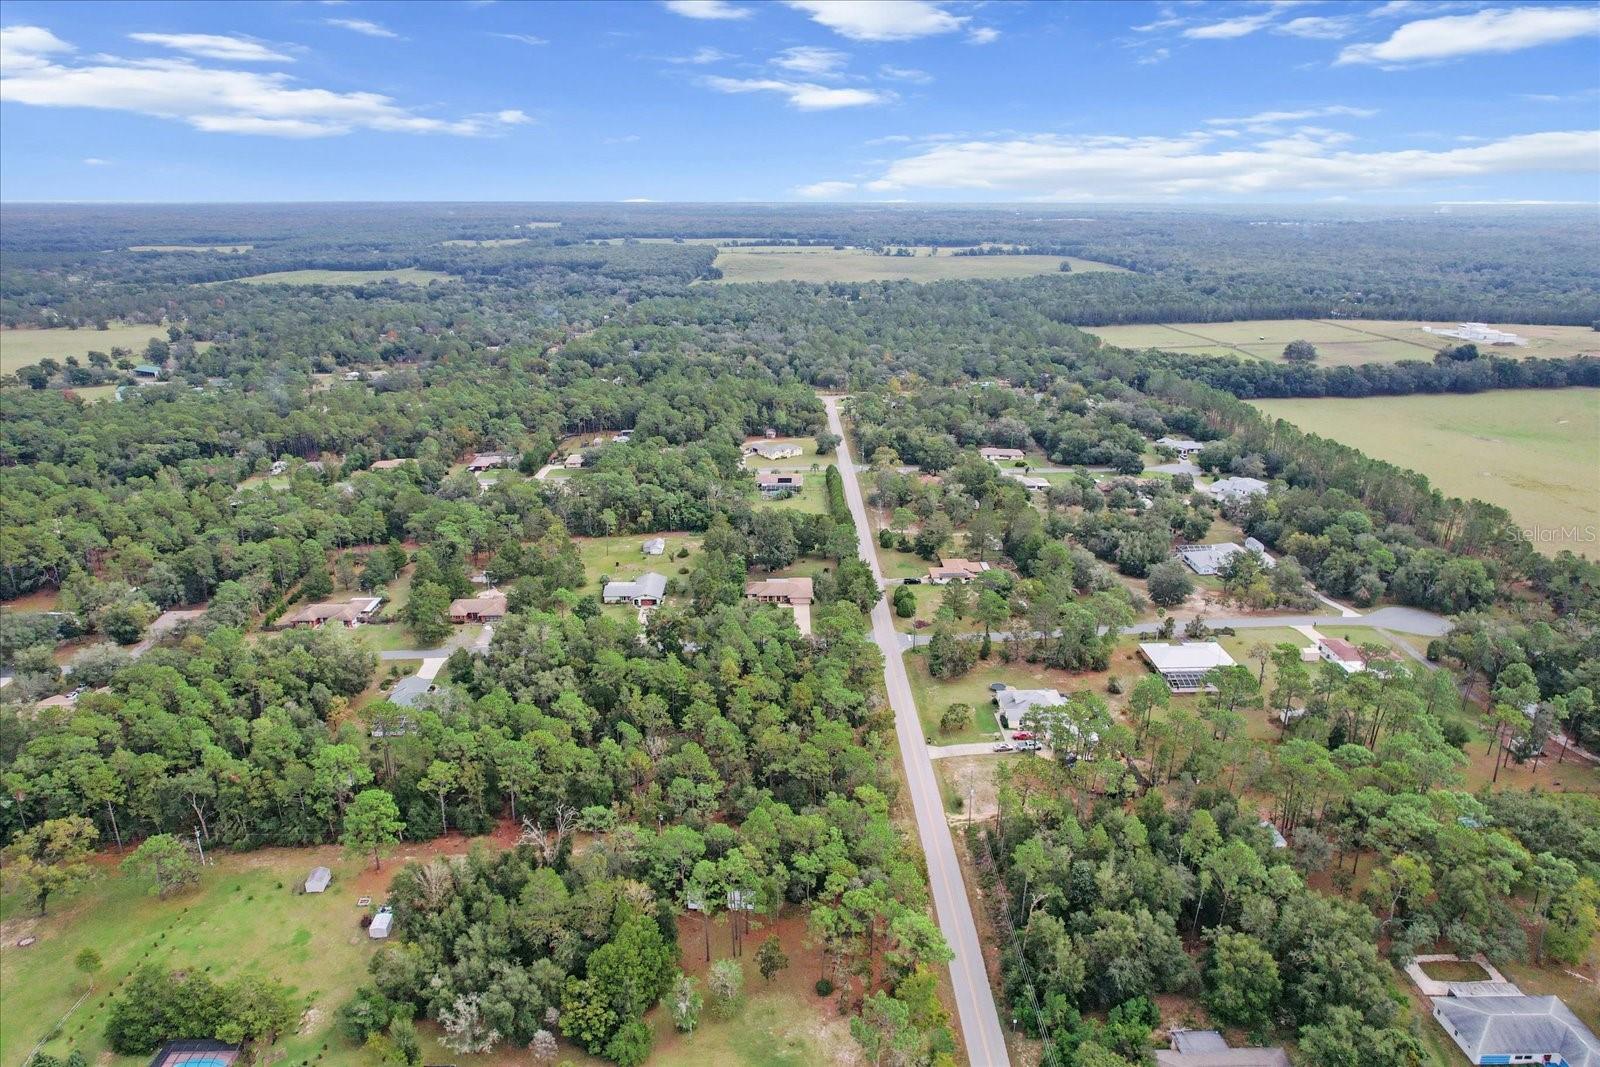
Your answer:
(1254, 388), (1600, 556)
(575, 533), (701, 598)
(219, 268), (453, 286)
(756, 482), (828, 516)
(743, 436), (837, 468)
(892, 584), (986, 635)
(1, 323), (169, 374)
(903, 652), (1016, 744)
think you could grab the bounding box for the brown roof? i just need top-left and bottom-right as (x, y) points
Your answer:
(1319, 637), (1362, 661)
(282, 601), (365, 625)
(929, 558), (990, 580)
(757, 473), (803, 488)
(450, 591), (508, 617)
(744, 576), (814, 604)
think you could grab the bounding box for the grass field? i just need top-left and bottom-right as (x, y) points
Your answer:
(1, 323), (167, 374)
(128, 244), (251, 253)
(1085, 319), (1599, 367)
(1255, 388), (1600, 556)
(221, 268), (453, 286)
(574, 533), (700, 599)
(711, 245), (1124, 284)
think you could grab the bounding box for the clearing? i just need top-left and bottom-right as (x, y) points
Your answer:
(1084, 319), (1599, 367)
(711, 245), (1125, 285)
(1, 323), (168, 374)
(1254, 388), (1599, 556)
(441, 238), (530, 247)
(220, 268), (453, 286)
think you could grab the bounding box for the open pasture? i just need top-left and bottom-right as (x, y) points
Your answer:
(1254, 388), (1600, 556)
(1, 323), (168, 374)
(222, 268), (453, 286)
(1086, 318), (1598, 367)
(711, 244), (1123, 284)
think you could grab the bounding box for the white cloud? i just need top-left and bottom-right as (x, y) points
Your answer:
(1136, 47), (1171, 65)
(1205, 105), (1378, 131)
(494, 32), (549, 45)
(668, 46), (734, 64)
(795, 179), (856, 197)
(1183, 12), (1278, 39)
(879, 64), (932, 83)
(1339, 6), (1600, 65)
(0, 26), (528, 138)
(662, 0), (750, 20)
(325, 18), (400, 39)
(1275, 15), (1358, 39)
(967, 26), (1000, 45)
(785, 0), (967, 42)
(772, 46), (847, 77)
(701, 75), (891, 110)
(127, 33), (292, 62)
(621, 197), (656, 202)
(83, 156), (108, 165)
(863, 128), (1600, 200)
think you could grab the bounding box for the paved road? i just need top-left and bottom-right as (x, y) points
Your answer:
(825, 397), (1011, 1067)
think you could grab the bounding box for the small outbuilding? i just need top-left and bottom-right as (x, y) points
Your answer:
(369, 906), (393, 939)
(642, 537), (666, 556)
(305, 866), (332, 893)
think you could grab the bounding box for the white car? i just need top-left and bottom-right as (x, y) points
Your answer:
(1015, 740), (1041, 752)
(992, 742), (1014, 752)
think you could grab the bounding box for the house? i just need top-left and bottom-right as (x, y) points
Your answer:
(467, 451), (516, 472)
(1157, 1030), (1289, 1067)
(744, 576), (814, 605)
(979, 447), (1025, 462)
(369, 906), (393, 940)
(1432, 995), (1600, 1066)
(564, 452), (586, 469)
(449, 589), (507, 624)
(369, 458), (412, 470)
(1157, 436), (1205, 458)
(133, 364), (162, 378)
(1139, 641), (1236, 692)
(756, 472), (803, 497)
(343, 371), (362, 381)
(32, 693), (76, 711)
(995, 686), (1067, 724)
(603, 572), (668, 606)
(1004, 472), (1050, 492)
(642, 537), (666, 556)
(388, 675), (440, 709)
(1176, 542), (1275, 576)
(1424, 322), (1527, 346)
(928, 558), (992, 584)
(1316, 636), (1367, 673)
(748, 441), (803, 460)
(305, 866), (332, 893)
(1205, 476), (1269, 503)
(281, 597), (382, 629)
(147, 1040), (241, 1067)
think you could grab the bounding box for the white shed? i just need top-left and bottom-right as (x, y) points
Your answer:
(304, 866), (331, 893)
(369, 906), (393, 939)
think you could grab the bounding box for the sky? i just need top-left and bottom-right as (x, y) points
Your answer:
(1, 0), (1597, 204)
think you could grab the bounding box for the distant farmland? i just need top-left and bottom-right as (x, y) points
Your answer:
(1, 323), (167, 374)
(1255, 388), (1600, 556)
(710, 244), (1127, 284)
(128, 244), (252, 253)
(1086, 319), (1600, 366)
(222, 268), (453, 286)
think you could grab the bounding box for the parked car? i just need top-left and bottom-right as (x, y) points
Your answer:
(1016, 740), (1041, 751)
(992, 742), (1014, 752)
(1010, 731), (1034, 741)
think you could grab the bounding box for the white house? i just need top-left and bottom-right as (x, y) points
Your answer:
(1003, 471), (1050, 492)
(1176, 542), (1275, 576)
(748, 441), (803, 461)
(1139, 641), (1236, 692)
(1205, 476), (1269, 503)
(995, 686), (1067, 724)
(928, 558), (992, 584)
(602, 572), (667, 606)
(980, 447), (1026, 463)
(1316, 636), (1366, 674)
(1432, 995), (1599, 1066)
(1423, 323), (1527, 346)
(1157, 437), (1205, 458)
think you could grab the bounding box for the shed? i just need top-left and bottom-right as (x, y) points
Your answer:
(369, 906), (393, 939)
(304, 866), (332, 893)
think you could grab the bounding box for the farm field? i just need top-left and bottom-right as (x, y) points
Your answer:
(1085, 319), (1599, 366)
(128, 244), (251, 253)
(221, 268), (453, 286)
(1254, 388), (1600, 556)
(711, 244), (1125, 284)
(1, 323), (167, 374)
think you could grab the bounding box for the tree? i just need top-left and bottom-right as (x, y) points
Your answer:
(756, 935), (790, 982)
(892, 585), (917, 618)
(439, 993), (500, 1054)
(1284, 340), (1318, 363)
(851, 991), (916, 1067)
(605, 1019), (653, 1067)
(343, 789), (405, 870)
(927, 624), (977, 680)
(76, 947), (103, 985)
(1146, 559), (1194, 608)
(403, 581), (452, 646)
(940, 703), (972, 735)
(122, 833), (200, 897)
(1204, 931), (1280, 1030)
(669, 973), (703, 1033)
(707, 958), (744, 1019)
(2, 816), (97, 914)
(419, 760), (459, 834)
(529, 1029), (559, 1061)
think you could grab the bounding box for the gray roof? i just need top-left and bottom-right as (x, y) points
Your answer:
(305, 866), (331, 892)
(1171, 1031), (1230, 1053)
(1206, 476), (1269, 500)
(1433, 995), (1600, 1067)
(389, 675), (439, 708)
(995, 687), (1066, 719)
(603, 572), (668, 602)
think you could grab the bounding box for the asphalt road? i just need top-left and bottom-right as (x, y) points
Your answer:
(824, 396), (1011, 1067)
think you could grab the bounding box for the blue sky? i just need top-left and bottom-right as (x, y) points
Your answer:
(1, 0), (1596, 203)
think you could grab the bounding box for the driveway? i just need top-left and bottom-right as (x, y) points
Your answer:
(825, 396), (1011, 1067)
(929, 741), (1014, 760)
